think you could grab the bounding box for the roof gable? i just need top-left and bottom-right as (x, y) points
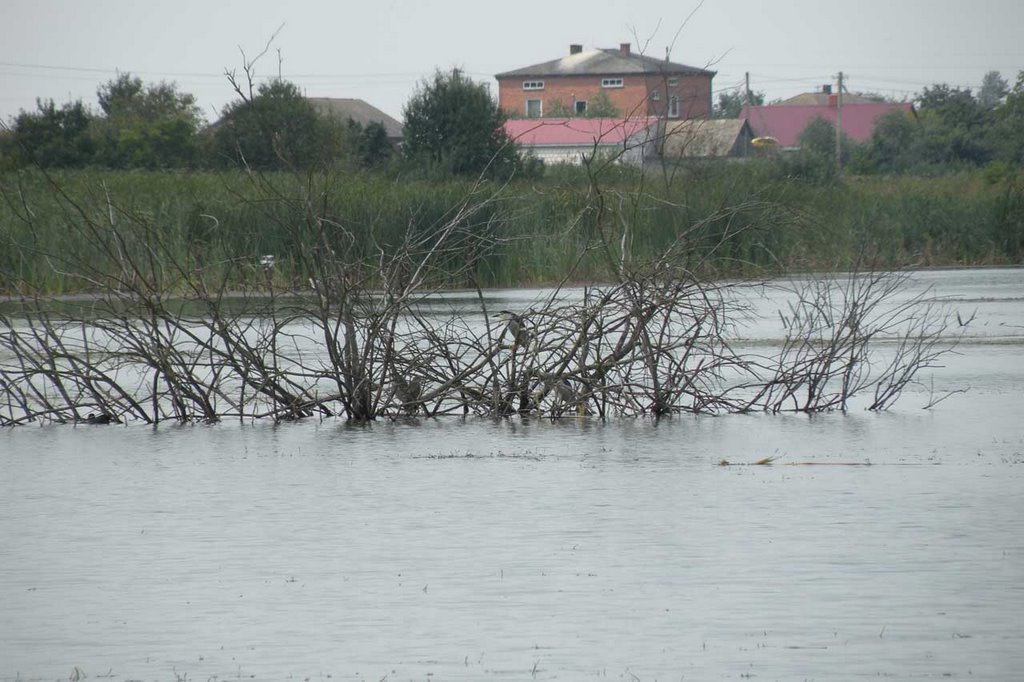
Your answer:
(504, 117), (659, 146)
(496, 48), (714, 79)
(307, 97), (404, 139)
(663, 119), (754, 157)
(739, 102), (914, 147)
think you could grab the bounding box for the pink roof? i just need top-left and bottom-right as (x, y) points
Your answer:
(503, 117), (659, 146)
(739, 102), (914, 147)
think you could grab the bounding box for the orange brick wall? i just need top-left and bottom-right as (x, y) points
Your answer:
(497, 73), (712, 119)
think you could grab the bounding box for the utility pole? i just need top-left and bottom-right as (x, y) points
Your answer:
(835, 71), (844, 174)
(745, 72), (751, 105)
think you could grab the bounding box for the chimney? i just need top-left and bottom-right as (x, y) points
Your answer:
(569, 44), (583, 55)
(822, 84), (832, 95)
(619, 42), (631, 56)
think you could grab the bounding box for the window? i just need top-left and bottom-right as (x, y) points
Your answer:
(650, 90), (660, 101)
(523, 80), (544, 90)
(574, 100), (588, 115)
(668, 96), (680, 118)
(601, 78), (624, 88)
(668, 77), (679, 86)
(526, 99), (542, 118)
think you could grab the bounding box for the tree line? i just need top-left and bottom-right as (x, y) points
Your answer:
(3, 68), (1023, 178)
(716, 70), (1024, 177)
(0, 69), (527, 178)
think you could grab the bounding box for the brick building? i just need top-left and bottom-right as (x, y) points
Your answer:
(495, 43), (714, 120)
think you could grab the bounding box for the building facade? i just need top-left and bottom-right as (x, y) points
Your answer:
(495, 43), (714, 121)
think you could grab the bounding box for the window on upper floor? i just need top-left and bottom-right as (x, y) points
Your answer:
(526, 99), (543, 118)
(523, 81), (544, 90)
(601, 78), (624, 88)
(668, 77), (679, 87)
(651, 90), (660, 101)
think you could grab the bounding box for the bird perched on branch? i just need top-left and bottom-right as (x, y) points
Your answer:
(394, 374), (423, 415)
(499, 310), (534, 349)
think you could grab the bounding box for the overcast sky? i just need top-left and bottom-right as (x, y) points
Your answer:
(2, 0), (1022, 125)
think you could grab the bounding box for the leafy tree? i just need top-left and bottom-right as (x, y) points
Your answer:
(713, 89), (765, 118)
(92, 73), (203, 168)
(585, 90), (620, 118)
(544, 99), (574, 117)
(0, 126), (17, 171)
(978, 71), (1009, 110)
(851, 91), (894, 103)
(918, 84), (986, 129)
(212, 79), (337, 170)
(991, 71), (1024, 165)
(402, 69), (520, 178)
(343, 119), (393, 168)
(10, 98), (95, 167)
(797, 116), (853, 160)
(915, 84), (993, 166)
(97, 73), (202, 125)
(864, 110), (917, 173)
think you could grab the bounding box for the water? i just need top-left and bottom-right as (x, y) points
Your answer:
(2, 268), (1023, 681)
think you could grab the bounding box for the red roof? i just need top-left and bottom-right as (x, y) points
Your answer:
(503, 117), (659, 146)
(739, 102), (914, 148)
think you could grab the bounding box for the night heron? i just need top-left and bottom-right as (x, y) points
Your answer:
(394, 374), (423, 414)
(499, 310), (533, 348)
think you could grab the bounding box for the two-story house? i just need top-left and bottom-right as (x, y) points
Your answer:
(495, 43), (714, 120)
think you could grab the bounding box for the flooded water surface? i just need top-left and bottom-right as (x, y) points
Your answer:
(2, 269), (1023, 681)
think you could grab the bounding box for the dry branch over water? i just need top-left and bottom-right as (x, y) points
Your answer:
(0, 163), (963, 425)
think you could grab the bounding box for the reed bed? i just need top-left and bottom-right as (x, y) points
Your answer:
(2, 165), (1019, 295)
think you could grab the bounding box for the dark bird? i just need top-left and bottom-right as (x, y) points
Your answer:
(499, 310), (533, 348)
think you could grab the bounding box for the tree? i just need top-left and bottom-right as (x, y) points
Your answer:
(797, 116), (852, 160)
(991, 71), (1024, 165)
(915, 84), (993, 166)
(978, 71), (1009, 110)
(713, 89), (765, 119)
(544, 99), (574, 117)
(0, 126), (15, 171)
(212, 79), (340, 170)
(92, 73), (204, 168)
(864, 110), (918, 172)
(10, 98), (95, 167)
(585, 90), (620, 118)
(402, 69), (521, 178)
(343, 119), (393, 168)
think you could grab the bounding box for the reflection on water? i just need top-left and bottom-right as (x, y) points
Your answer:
(1, 268), (1023, 681)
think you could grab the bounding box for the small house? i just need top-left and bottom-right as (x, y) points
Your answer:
(661, 119), (755, 159)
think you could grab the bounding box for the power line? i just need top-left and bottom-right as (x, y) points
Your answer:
(0, 60), (431, 80)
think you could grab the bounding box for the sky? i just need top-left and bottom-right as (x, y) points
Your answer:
(2, 0), (1023, 126)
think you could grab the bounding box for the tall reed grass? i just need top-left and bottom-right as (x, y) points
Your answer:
(1, 163), (1019, 294)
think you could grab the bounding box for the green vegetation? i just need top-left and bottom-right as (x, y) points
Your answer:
(92, 73), (204, 169)
(1, 69), (1023, 296)
(402, 68), (523, 179)
(210, 79), (336, 170)
(713, 89), (765, 119)
(795, 71), (1024, 174)
(2, 162), (1020, 295)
